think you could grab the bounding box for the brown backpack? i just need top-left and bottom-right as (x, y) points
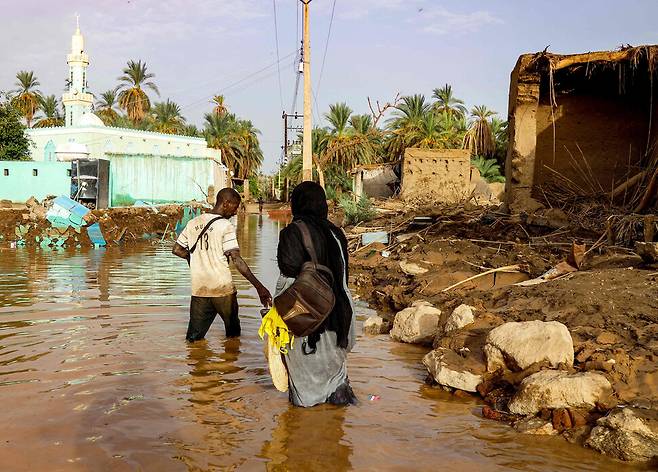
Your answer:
(274, 221), (336, 338)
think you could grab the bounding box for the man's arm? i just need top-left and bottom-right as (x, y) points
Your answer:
(172, 242), (189, 260)
(225, 249), (272, 307)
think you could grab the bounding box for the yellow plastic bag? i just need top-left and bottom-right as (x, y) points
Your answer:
(258, 306), (294, 354)
(259, 306), (293, 392)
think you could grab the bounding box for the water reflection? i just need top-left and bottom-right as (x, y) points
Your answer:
(261, 405), (352, 471)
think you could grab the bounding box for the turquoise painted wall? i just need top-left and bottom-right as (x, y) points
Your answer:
(0, 161), (70, 202)
(108, 154), (212, 206)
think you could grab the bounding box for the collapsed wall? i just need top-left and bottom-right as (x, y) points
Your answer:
(505, 46), (658, 215)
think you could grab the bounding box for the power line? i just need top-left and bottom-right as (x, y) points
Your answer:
(272, 0), (284, 111)
(315, 0), (336, 106)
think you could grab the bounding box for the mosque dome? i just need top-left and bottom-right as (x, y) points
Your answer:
(78, 113), (106, 127)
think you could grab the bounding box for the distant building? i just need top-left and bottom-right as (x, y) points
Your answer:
(25, 19), (227, 206)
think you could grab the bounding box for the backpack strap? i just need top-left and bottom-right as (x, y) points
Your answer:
(294, 221), (318, 264)
(189, 216), (222, 254)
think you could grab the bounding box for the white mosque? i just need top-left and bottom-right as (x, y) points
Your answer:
(25, 20), (227, 205)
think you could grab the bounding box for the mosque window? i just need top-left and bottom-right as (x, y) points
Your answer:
(33, 169), (38, 177)
(3, 169), (8, 176)
(67, 169), (72, 177)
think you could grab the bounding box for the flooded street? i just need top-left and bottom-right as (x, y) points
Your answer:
(0, 215), (648, 471)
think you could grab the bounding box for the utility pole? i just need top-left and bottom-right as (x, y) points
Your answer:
(301, 0), (313, 182)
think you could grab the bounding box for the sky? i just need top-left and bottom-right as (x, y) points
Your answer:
(2, 0), (658, 173)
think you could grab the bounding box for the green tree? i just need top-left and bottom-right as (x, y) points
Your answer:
(0, 97), (33, 160)
(203, 112), (243, 178)
(116, 60), (160, 123)
(463, 105), (497, 157)
(34, 95), (64, 128)
(384, 94), (431, 160)
(234, 119), (263, 179)
(432, 84), (467, 119)
(471, 156), (505, 183)
(181, 124), (201, 137)
(490, 117), (508, 165)
(212, 94), (228, 116)
(10, 71), (42, 128)
(151, 99), (186, 134)
(95, 90), (120, 125)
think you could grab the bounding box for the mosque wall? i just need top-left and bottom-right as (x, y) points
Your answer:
(0, 161), (71, 202)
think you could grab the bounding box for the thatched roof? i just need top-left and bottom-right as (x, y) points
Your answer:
(518, 45), (658, 77)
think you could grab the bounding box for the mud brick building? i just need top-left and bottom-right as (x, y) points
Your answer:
(505, 46), (658, 214)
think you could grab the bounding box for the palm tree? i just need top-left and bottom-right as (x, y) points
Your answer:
(385, 94), (431, 160)
(234, 119), (263, 179)
(151, 99), (186, 134)
(212, 95), (228, 117)
(463, 105), (497, 157)
(203, 113), (244, 178)
(10, 71), (42, 127)
(181, 124), (201, 137)
(34, 95), (64, 128)
(407, 112), (445, 149)
(490, 117), (508, 165)
(349, 114), (374, 135)
(432, 84), (467, 119)
(471, 156), (505, 183)
(116, 60), (160, 123)
(95, 90), (120, 125)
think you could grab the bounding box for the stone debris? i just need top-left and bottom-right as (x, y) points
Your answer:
(423, 347), (483, 392)
(443, 304), (476, 334)
(585, 407), (658, 462)
(399, 260), (429, 276)
(390, 301), (441, 344)
(514, 416), (557, 435)
(363, 315), (390, 335)
(484, 320), (574, 372)
(508, 370), (613, 416)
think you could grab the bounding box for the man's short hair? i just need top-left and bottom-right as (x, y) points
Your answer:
(216, 187), (241, 206)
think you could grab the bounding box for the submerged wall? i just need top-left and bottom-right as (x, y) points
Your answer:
(0, 161), (71, 202)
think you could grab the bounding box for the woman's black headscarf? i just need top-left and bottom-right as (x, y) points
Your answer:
(277, 181), (352, 350)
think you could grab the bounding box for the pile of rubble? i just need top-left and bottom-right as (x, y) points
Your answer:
(0, 196), (207, 249)
(350, 200), (658, 463)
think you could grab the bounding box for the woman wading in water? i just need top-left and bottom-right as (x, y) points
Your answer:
(275, 182), (357, 407)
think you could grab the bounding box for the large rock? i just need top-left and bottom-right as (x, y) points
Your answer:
(586, 408), (658, 462)
(484, 320), (574, 372)
(508, 370), (613, 415)
(363, 315), (389, 335)
(443, 304), (476, 334)
(390, 301), (441, 344)
(423, 348), (483, 392)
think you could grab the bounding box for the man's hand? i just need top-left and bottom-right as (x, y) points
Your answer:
(226, 249), (272, 308)
(257, 286), (273, 308)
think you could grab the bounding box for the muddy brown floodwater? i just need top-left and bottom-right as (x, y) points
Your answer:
(0, 214), (650, 471)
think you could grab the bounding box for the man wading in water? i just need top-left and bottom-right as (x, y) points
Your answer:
(173, 188), (272, 341)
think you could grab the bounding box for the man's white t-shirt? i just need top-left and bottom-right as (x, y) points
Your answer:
(176, 214), (239, 297)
